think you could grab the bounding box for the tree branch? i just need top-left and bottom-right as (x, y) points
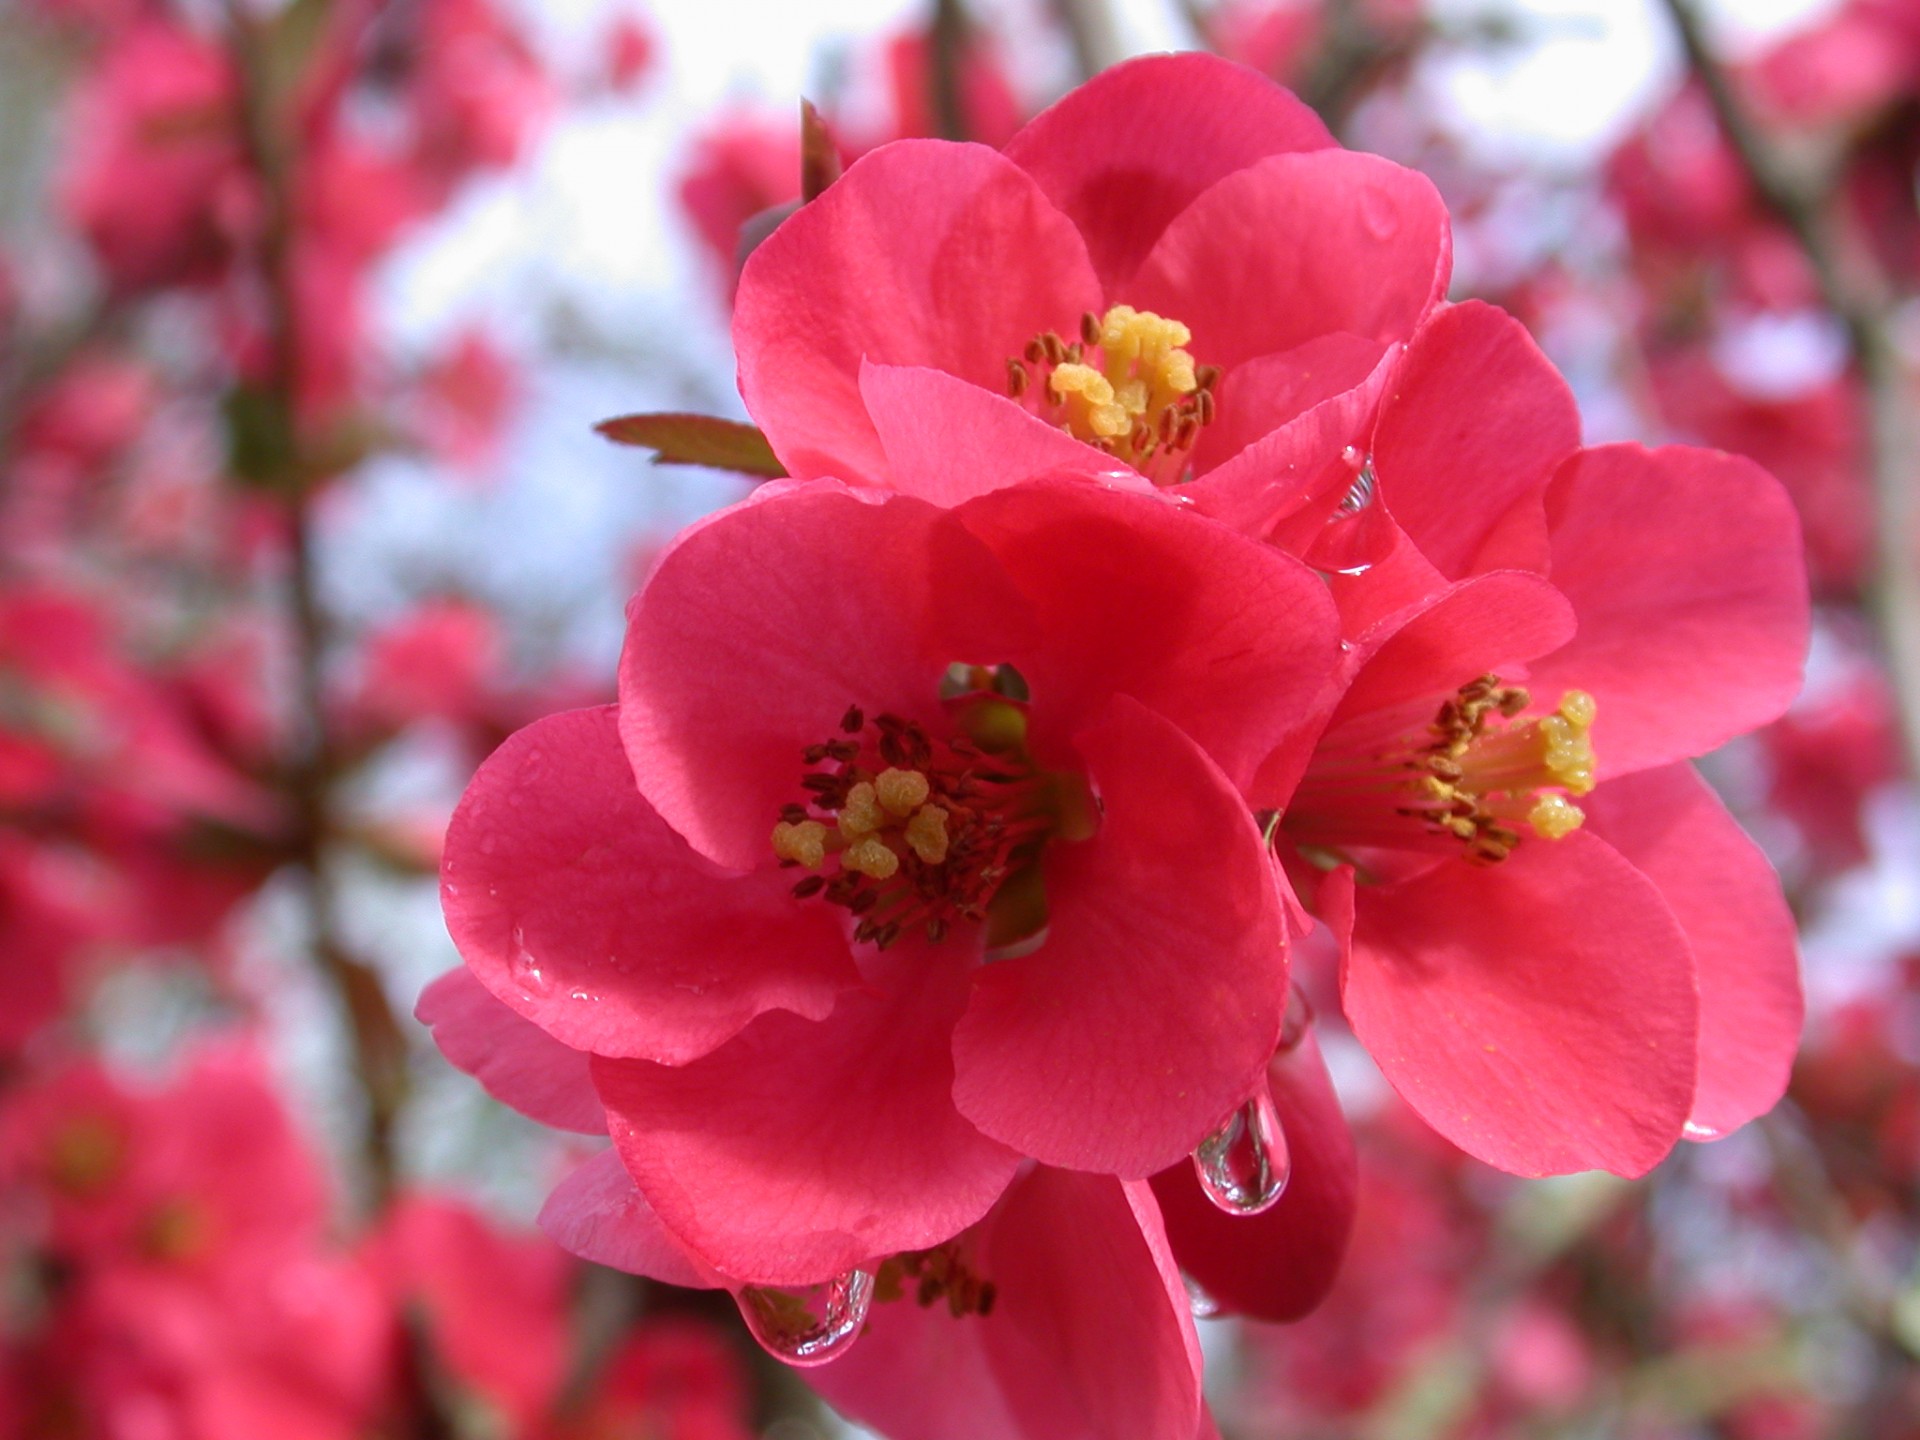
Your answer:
(1658, 0), (1920, 785)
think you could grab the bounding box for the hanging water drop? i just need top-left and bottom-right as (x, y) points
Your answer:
(1333, 463), (1376, 518)
(508, 925), (550, 995)
(735, 1268), (875, 1367)
(1682, 1120), (1722, 1141)
(1193, 1083), (1290, 1215)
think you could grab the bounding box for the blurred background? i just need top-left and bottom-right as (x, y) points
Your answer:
(3, 0), (1919, 1435)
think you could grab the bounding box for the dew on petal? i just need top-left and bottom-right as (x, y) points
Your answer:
(1193, 1082), (1290, 1215)
(1682, 1120), (1723, 1141)
(736, 1268), (875, 1367)
(508, 925), (550, 994)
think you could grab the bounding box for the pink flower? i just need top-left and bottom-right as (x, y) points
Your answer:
(731, 51), (1447, 519)
(1271, 441), (1809, 1175)
(426, 477), (1339, 1284)
(518, 1125), (1215, 1440)
(59, 20), (249, 292)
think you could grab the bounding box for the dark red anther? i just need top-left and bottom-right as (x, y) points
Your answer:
(1079, 311), (1101, 346)
(841, 705), (864, 733)
(791, 875), (826, 899)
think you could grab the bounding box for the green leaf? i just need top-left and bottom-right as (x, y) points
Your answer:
(595, 413), (787, 479)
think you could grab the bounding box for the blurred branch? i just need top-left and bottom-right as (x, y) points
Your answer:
(1658, 0), (1920, 785)
(1049, 0), (1124, 81)
(222, 0), (409, 1209)
(929, 0), (970, 141)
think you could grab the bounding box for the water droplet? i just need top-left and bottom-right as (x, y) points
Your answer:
(1183, 1272), (1221, 1320)
(736, 1269), (875, 1367)
(1682, 1120), (1722, 1141)
(1276, 984), (1315, 1054)
(1333, 464), (1376, 518)
(1340, 444), (1365, 470)
(567, 988), (598, 1003)
(1194, 1083), (1290, 1215)
(508, 926), (550, 995)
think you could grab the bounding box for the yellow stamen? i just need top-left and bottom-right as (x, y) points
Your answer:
(1048, 364), (1131, 439)
(837, 781), (884, 839)
(843, 836), (900, 880)
(875, 767), (931, 817)
(1527, 793), (1586, 839)
(905, 805), (950, 864)
(771, 819), (827, 868)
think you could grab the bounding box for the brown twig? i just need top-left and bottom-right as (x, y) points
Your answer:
(928, 0), (971, 142)
(1048, 0), (1124, 82)
(222, 0), (408, 1208)
(1658, 0), (1920, 785)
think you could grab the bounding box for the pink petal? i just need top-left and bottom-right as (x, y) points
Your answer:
(538, 1148), (722, 1289)
(1583, 764), (1802, 1138)
(952, 696), (1287, 1175)
(1130, 151), (1450, 370)
(955, 480), (1340, 793)
(1181, 337), (1399, 537)
(734, 141), (1102, 484)
(809, 1171), (1202, 1440)
(981, 1173), (1203, 1440)
(443, 706), (858, 1063)
(1003, 52), (1331, 291)
(592, 940), (1022, 1287)
(1370, 302), (1580, 576)
(1254, 571), (1576, 811)
(1341, 832), (1699, 1177)
(619, 483), (1034, 871)
(1527, 444), (1809, 775)
(859, 361), (1129, 502)
(1149, 1030), (1358, 1323)
(415, 968), (604, 1134)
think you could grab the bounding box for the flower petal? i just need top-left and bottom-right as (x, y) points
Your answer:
(415, 968), (604, 1134)
(538, 1148), (722, 1289)
(1340, 832), (1698, 1177)
(859, 360), (1128, 502)
(1582, 764), (1802, 1139)
(593, 939), (1022, 1287)
(1003, 51), (1332, 290)
(735, 140), (1102, 483)
(1370, 301), (1579, 577)
(955, 480), (1340, 792)
(952, 696), (1287, 1175)
(619, 484), (1034, 870)
(443, 706), (859, 1063)
(1130, 150), (1450, 370)
(809, 1170), (1202, 1440)
(1526, 443), (1809, 775)
(1149, 1030), (1358, 1323)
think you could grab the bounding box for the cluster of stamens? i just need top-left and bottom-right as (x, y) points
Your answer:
(770, 703), (1059, 949)
(873, 1241), (997, 1318)
(1290, 676), (1597, 865)
(1005, 305), (1218, 483)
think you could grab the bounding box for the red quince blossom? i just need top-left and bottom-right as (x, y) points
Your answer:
(506, 1121), (1217, 1440)
(1268, 437), (1809, 1176)
(732, 51), (1448, 526)
(60, 18), (249, 293)
(425, 476), (1339, 1286)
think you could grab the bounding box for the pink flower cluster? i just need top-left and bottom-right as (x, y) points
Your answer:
(424, 53), (1810, 1439)
(0, 1042), (751, 1439)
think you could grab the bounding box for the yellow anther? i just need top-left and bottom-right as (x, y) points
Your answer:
(843, 836), (900, 880)
(1559, 690), (1596, 730)
(771, 819), (827, 868)
(905, 805), (950, 864)
(1527, 793), (1586, 839)
(838, 782), (884, 839)
(1049, 364), (1130, 439)
(875, 768), (931, 817)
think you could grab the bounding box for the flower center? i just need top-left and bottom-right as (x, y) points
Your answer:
(771, 693), (1096, 949)
(1288, 676), (1597, 865)
(873, 1239), (997, 1318)
(1005, 305), (1218, 484)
